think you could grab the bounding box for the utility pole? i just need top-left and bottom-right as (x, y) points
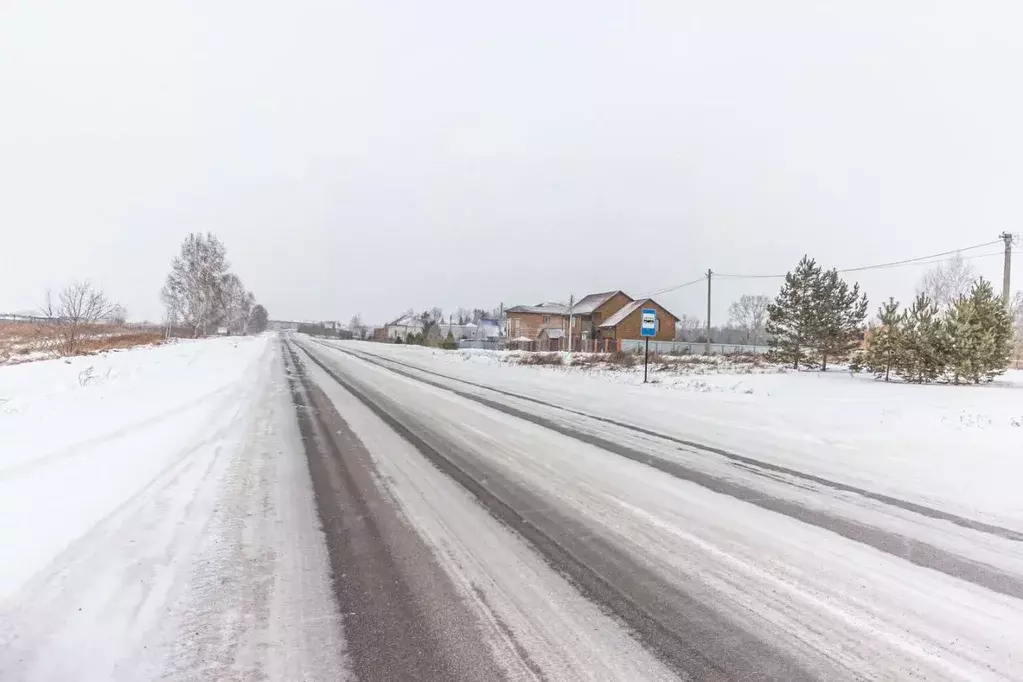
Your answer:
(567, 294), (574, 353)
(1000, 232), (1014, 304)
(705, 269), (712, 355)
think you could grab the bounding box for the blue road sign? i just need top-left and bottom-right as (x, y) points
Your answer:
(640, 308), (657, 337)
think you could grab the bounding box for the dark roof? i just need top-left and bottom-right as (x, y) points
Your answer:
(570, 291), (630, 315)
(505, 302), (569, 315)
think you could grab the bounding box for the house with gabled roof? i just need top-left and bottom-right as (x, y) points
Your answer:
(384, 313), (423, 341)
(597, 298), (679, 342)
(504, 301), (569, 341)
(568, 290), (632, 344)
(506, 290), (679, 348)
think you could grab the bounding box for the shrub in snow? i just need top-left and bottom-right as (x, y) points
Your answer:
(518, 353), (564, 366)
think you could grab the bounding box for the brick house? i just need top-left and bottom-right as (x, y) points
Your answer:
(598, 298), (679, 341)
(504, 302), (568, 341)
(568, 290), (632, 343)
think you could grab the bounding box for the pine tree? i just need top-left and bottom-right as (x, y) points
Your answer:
(862, 298), (902, 381)
(897, 293), (944, 383)
(944, 279), (1013, 383)
(813, 268), (868, 371)
(766, 256), (822, 369)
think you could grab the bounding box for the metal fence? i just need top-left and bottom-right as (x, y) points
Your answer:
(458, 339), (505, 351)
(0, 313), (56, 324)
(620, 339), (770, 356)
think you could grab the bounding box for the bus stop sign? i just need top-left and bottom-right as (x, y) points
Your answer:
(640, 309), (657, 337)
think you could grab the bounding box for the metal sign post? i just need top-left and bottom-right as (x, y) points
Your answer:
(640, 308), (657, 383)
(644, 337), (649, 383)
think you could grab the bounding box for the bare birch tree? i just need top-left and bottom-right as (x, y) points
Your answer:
(240, 290), (255, 334)
(349, 313), (365, 339)
(162, 232), (230, 336)
(728, 294), (771, 344)
(918, 252), (977, 311)
(220, 273), (247, 334)
(674, 314), (702, 342)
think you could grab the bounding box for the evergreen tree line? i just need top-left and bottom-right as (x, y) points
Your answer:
(766, 255), (1015, 383)
(858, 280), (1013, 384)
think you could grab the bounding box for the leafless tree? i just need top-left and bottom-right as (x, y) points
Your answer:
(1011, 290), (1023, 337)
(103, 303), (128, 326)
(349, 313), (365, 339)
(40, 281), (118, 356)
(163, 232), (230, 337)
(220, 273), (248, 334)
(250, 304), (269, 332)
(918, 252), (977, 310)
(674, 314), (702, 342)
(728, 294), (771, 344)
(239, 290), (256, 334)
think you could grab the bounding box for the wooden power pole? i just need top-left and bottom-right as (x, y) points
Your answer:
(705, 269), (712, 355)
(1001, 232), (1014, 304)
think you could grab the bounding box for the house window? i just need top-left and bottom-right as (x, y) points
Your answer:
(542, 315), (551, 323)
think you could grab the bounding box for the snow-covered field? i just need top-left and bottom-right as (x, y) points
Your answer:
(327, 341), (1023, 529)
(0, 335), (345, 681)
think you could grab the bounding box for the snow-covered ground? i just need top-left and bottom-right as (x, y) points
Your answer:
(326, 341), (1023, 529)
(0, 335), (346, 681)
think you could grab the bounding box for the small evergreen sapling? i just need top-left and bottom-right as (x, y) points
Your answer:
(863, 298), (902, 381)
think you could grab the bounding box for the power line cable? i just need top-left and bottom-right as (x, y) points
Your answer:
(644, 275), (706, 297)
(714, 240), (1001, 280)
(642, 240), (1008, 299)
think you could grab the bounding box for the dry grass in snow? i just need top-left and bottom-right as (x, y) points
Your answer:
(0, 322), (164, 366)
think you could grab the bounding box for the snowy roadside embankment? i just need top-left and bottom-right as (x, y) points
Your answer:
(329, 340), (1023, 528)
(0, 334), (345, 681)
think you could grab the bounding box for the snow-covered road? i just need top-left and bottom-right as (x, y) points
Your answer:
(5, 332), (1022, 680)
(293, 337), (1023, 681)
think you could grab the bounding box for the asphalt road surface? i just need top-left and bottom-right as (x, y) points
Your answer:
(283, 335), (1023, 681)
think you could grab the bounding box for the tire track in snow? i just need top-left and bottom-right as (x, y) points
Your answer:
(292, 337), (819, 681)
(282, 341), (507, 682)
(328, 340), (1023, 543)
(308, 339), (1023, 602)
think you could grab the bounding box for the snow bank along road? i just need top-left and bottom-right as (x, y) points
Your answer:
(1, 336), (344, 682)
(4, 332), (1022, 680)
(288, 335), (1023, 681)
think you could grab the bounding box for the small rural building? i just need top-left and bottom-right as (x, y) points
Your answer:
(385, 314), (423, 341)
(598, 298), (679, 342)
(536, 327), (565, 351)
(437, 322), (476, 341)
(504, 302), (568, 340)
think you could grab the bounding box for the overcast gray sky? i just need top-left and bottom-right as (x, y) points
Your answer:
(2, 1), (1021, 324)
